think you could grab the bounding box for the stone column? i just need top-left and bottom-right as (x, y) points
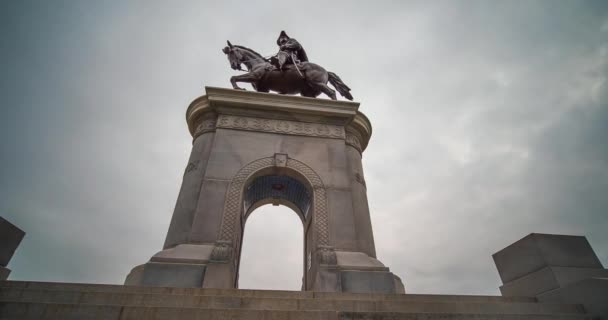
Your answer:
(163, 115), (216, 249)
(345, 113), (376, 258)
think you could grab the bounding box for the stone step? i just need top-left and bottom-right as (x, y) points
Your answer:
(0, 287), (585, 315)
(340, 311), (593, 320)
(0, 303), (594, 320)
(0, 281), (536, 303)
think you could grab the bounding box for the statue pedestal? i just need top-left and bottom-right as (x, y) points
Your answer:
(126, 87), (404, 293)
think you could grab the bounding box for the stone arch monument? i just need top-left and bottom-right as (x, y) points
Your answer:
(126, 87), (405, 293)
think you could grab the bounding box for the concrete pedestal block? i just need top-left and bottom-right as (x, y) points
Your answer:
(125, 262), (207, 288)
(499, 265), (608, 297)
(494, 233), (606, 297)
(494, 233), (607, 318)
(538, 277), (608, 319)
(493, 233), (602, 284)
(311, 250), (405, 294)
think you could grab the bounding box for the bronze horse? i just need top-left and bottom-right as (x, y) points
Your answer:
(222, 41), (353, 100)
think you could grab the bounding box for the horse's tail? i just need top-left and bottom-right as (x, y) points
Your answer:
(328, 72), (353, 101)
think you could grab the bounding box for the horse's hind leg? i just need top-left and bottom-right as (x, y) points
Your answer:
(309, 81), (337, 100)
(301, 86), (320, 98)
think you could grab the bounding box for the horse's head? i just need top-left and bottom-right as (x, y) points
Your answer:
(222, 40), (243, 71)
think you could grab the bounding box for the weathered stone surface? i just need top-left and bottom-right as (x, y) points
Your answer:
(127, 88), (400, 293)
(0, 280), (594, 319)
(151, 244), (214, 264)
(340, 271), (396, 294)
(0, 280), (542, 302)
(493, 233), (608, 317)
(140, 262), (206, 288)
(0, 217), (25, 280)
(335, 251), (387, 270)
(538, 277), (608, 319)
(499, 266), (608, 297)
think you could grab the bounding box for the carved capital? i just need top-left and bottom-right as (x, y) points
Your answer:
(210, 240), (233, 263)
(316, 245), (337, 265)
(345, 111), (372, 153)
(345, 133), (363, 153)
(193, 117), (217, 140)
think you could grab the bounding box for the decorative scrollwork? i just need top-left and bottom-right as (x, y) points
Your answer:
(210, 240), (233, 262)
(316, 245), (337, 265)
(217, 156), (330, 252)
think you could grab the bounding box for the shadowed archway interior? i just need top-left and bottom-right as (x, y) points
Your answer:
(237, 175), (312, 289)
(243, 175), (311, 222)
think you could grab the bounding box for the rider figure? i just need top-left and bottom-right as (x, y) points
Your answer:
(272, 31), (308, 71)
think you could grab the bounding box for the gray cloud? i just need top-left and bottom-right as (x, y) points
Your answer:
(1, 0), (606, 294)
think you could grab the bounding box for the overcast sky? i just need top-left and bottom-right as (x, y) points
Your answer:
(1, 1), (607, 295)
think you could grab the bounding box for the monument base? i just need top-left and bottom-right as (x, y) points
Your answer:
(126, 245), (404, 294)
(313, 251), (405, 294)
(1, 279), (592, 319)
(125, 244), (211, 288)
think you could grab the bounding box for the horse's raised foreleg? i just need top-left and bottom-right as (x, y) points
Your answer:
(230, 73), (258, 90)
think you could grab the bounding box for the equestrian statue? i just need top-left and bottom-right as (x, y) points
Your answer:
(222, 31), (353, 101)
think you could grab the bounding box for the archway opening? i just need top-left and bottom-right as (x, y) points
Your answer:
(238, 204), (304, 290)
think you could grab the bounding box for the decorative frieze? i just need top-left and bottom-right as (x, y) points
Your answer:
(217, 115), (345, 139)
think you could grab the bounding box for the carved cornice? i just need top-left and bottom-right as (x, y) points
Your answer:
(205, 86), (358, 119)
(217, 115), (345, 139)
(185, 87), (372, 152)
(346, 111), (372, 153)
(186, 87), (360, 136)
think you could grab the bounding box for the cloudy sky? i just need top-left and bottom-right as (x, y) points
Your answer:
(1, 1), (607, 295)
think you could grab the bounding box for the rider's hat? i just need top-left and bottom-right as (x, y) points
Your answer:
(276, 30), (290, 45)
